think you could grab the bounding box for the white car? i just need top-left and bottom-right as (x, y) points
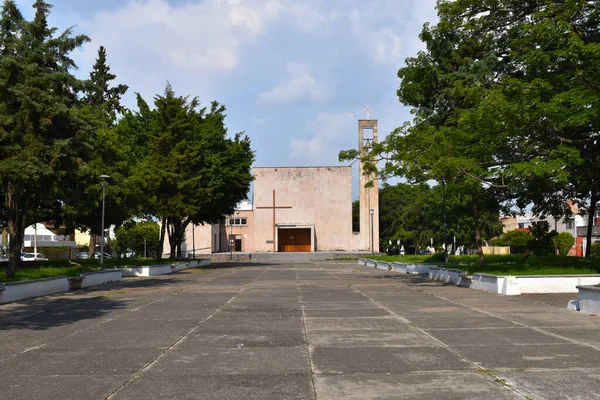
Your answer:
(21, 252), (49, 261)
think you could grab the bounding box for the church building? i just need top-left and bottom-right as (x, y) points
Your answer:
(166, 116), (380, 256)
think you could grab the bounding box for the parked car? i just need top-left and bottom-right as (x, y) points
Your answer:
(20, 252), (48, 261)
(74, 252), (112, 260)
(74, 252), (90, 259)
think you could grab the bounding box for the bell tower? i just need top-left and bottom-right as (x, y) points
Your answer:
(358, 107), (379, 253)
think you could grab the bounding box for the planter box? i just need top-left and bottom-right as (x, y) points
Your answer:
(0, 276), (70, 304)
(80, 269), (122, 288)
(577, 285), (600, 314)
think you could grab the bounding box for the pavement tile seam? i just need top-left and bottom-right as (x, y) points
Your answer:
(296, 264), (329, 400)
(433, 294), (600, 354)
(332, 271), (530, 399)
(104, 267), (270, 400)
(423, 327), (528, 331)
(0, 293), (175, 364)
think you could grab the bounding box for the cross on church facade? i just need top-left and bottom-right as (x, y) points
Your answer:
(256, 189), (292, 252)
(365, 104), (371, 119)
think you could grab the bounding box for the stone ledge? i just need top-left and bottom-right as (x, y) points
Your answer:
(0, 276), (70, 304)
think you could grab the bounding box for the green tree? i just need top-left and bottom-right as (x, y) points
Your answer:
(0, 1), (90, 278)
(341, 0), (597, 265)
(132, 85), (254, 259)
(379, 182), (502, 255)
(114, 219), (159, 258)
(61, 45), (134, 258)
(491, 230), (533, 255)
(555, 232), (576, 257)
(591, 241), (600, 258)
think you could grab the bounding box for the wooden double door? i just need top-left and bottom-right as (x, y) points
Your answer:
(278, 228), (311, 252)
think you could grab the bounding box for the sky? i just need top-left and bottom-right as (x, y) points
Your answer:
(15, 0), (439, 199)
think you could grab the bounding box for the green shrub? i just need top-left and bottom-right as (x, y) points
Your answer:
(591, 241), (600, 258)
(492, 230), (533, 254)
(554, 232), (575, 257)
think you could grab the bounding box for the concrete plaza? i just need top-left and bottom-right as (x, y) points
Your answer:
(1, 261), (599, 399)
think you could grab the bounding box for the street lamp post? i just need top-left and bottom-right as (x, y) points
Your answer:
(192, 224), (196, 260)
(100, 175), (110, 268)
(370, 208), (375, 257)
(442, 179), (448, 264)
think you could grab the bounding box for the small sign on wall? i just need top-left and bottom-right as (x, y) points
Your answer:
(266, 240), (274, 244)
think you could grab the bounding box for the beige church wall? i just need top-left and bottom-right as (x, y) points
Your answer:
(252, 166), (362, 252)
(221, 210), (254, 252)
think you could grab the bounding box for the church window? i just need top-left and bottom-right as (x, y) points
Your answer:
(228, 218), (248, 226)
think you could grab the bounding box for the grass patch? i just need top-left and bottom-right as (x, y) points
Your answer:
(373, 254), (444, 263)
(468, 264), (598, 276)
(0, 266), (101, 282)
(0, 257), (183, 271)
(0, 257), (199, 282)
(375, 253), (600, 276)
(465, 256), (600, 275)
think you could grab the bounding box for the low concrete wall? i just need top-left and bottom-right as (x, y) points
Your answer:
(577, 286), (600, 314)
(172, 259), (210, 272)
(357, 258), (367, 266)
(470, 273), (504, 294)
(365, 259), (377, 268)
(517, 275), (600, 294)
(81, 270), (122, 288)
(122, 260), (211, 277)
(376, 261), (391, 271)
(459, 273), (600, 296)
(428, 266), (469, 284)
(0, 276), (70, 303)
(121, 265), (172, 277)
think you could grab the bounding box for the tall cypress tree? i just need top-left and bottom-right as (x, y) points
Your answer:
(66, 46), (130, 258)
(0, 1), (90, 277)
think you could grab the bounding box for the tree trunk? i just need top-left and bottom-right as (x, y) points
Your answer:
(585, 191), (598, 257)
(176, 219), (192, 260)
(166, 219), (176, 259)
(157, 217), (167, 260)
(6, 185), (25, 278)
(89, 234), (97, 258)
(176, 225), (182, 259)
(472, 195), (486, 267)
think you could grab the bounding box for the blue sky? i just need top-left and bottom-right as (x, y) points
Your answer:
(16, 0), (439, 198)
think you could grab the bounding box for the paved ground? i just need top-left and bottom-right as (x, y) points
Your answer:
(1, 261), (599, 400)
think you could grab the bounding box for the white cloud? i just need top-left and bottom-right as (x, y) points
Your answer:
(257, 62), (331, 105)
(347, 0), (438, 65)
(253, 116), (268, 125)
(70, 0), (284, 103)
(289, 112), (355, 164)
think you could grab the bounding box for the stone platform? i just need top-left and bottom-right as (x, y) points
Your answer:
(210, 251), (372, 262)
(1, 261), (599, 399)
